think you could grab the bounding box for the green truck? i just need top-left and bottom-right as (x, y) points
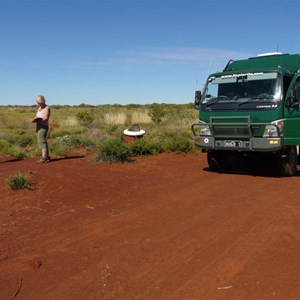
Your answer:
(192, 52), (300, 176)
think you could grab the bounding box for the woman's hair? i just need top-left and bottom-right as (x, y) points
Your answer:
(36, 95), (46, 104)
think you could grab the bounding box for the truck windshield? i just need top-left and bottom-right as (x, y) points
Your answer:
(202, 72), (281, 105)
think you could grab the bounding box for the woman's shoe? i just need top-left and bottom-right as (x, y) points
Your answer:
(37, 156), (50, 163)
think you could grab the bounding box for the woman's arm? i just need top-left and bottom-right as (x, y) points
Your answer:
(42, 107), (50, 122)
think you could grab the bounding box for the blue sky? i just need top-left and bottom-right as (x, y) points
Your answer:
(0, 0), (299, 106)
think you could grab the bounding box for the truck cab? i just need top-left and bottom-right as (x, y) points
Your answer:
(192, 53), (300, 176)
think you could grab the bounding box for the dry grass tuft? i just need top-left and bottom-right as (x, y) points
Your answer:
(103, 113), (127, 125)
(131, 110), (151, 124)
(60, 116), (79, 127)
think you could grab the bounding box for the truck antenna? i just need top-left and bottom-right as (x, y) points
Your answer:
(206, 57), (214, 79)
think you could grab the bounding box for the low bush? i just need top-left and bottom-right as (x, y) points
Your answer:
(162, 132), (194, 153)
(6, 172), (32, 190)
(76, 110), (94, 127)
(49, 139), (70, 156)
(148, 105), (166, 125)
(3, 132), (20, 144)
(70, 134), (95, 147)
(128, 138), (162, 156)
(7, 146), (25, 159)
(0, 139), (10, 155)
(95, 138), (131, 163)
(55, 135), (74, 147)
(18, 135), (34, 147)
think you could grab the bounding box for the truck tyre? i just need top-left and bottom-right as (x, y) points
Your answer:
(277, 146), (297, 177)
(207, 151), (227, 171)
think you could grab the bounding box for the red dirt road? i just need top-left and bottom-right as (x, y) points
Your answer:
(1, 152), (300, 299)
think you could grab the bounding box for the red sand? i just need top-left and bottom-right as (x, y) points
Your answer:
(1, 152), (300, 299)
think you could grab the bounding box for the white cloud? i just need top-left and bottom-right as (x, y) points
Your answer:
(82, 47), (253, 69)
(121, 47), (252, 63)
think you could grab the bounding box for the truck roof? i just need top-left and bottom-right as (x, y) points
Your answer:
(222, 53), (300, 75)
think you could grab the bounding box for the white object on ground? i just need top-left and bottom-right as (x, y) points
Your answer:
(123, 129), (145, 136)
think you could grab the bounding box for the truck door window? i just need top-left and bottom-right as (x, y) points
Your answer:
(293, 80), (300, 101)
(283, 75), (292, 97)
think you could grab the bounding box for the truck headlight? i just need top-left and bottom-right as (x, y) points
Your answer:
(199, 123), (211, 136)
(263, 119), (284, 137)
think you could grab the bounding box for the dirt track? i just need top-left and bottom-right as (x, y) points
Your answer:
(1, 152), (300, 299)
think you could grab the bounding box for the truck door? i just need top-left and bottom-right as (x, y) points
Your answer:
(284, 74), (300, 145)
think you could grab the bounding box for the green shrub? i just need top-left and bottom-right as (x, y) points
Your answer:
(18, 135), (34, 147)
(6, 172), (32, 190)
(4, 132), (20, 144)
(49, 127), (86, 139)
(148, 106), (166, 125)
(49, 130), (72, 138)
(49, 139), (70, 156)
(73, 135), (95, 147)
(95, 138), (131, 163)
(76, 110), (94, 127)
(104, 124), (119, 134)
(55, 135), (74, 147)
(7, 146), (25, 159)
(55, 134), (95, 148)
(162, 133), (194, 153)
(0, 139), (10, 155)
(128, 138), (162, 156)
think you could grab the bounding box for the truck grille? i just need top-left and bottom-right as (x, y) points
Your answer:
(213, 127), (249, 136)
(210, 116), (260, 138)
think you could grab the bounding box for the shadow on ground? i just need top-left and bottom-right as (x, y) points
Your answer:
(203, 156), (300, 178)
(0, 156), (85, 164)
(49, 155), (85, 162)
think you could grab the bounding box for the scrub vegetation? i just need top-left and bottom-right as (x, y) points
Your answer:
(6, 172), (33, 190)
(0, 103), (198, 161)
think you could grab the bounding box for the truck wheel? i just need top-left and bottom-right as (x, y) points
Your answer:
(277, 146), (297, 177)
(207, 151), (227, 171)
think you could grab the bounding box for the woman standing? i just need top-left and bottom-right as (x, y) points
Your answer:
(33, 95), (51, 163)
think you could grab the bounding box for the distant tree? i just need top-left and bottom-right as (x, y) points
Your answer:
(76, 110), (94, 127)
(148, 105), (166, 125)
(78, 103), (94, 108)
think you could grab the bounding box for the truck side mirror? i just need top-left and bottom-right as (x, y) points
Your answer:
(286, 88), (298, 108)
(194, 90), (202, 110)
(286, 96), (296, 108)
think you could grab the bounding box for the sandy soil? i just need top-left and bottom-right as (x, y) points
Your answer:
(1, 152), (300, 300)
